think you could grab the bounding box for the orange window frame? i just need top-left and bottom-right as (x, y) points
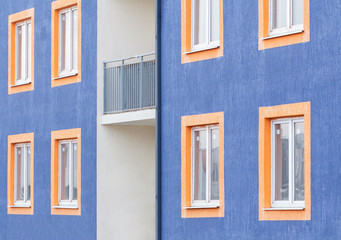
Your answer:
(259, 102), (311, 220)
(8, 8), (34, 94)
(181, 112), (224, 218)
(8, 133), (34, 215)
(181, 0), (224, 64)
(51, 0), (81, 87)
(51, 128), (81, 215)
(258, 0), (310, 50)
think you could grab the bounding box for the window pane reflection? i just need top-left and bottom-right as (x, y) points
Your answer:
(211, 128), (219, 200)
(274, 123), (289, 201)
(193, 130), (207, 200)
(294, 122), (304, 201)
(60, 143), (70, 201)
(194, 0), (207, 45)
(272, 0), (288, 29)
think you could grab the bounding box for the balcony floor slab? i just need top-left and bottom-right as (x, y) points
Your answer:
(101, 108), (155, 126)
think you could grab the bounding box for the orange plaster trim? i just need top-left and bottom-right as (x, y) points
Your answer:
(8, 133), (34, 215)
(51, 0), (81, 87)
(51, 128), (81, 215)
(8, 8), (35, 94)
(259, 102), (311, 220)
(258, 0), (310, 50)
(181, 112), (224, 218)
(181, 0), (224, 63)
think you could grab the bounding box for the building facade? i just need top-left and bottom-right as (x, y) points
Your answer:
(1, 0), (340, 239)
(0, 0), (97, 239)
(0, 0), (155, 239)
(160, 0), (340, 239)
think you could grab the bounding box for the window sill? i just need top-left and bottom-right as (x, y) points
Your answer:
(261, 30), (304, 40)
(10, 81), (32, 87)
(263, 207), (305, 211)
(8, 205), (31, 208)
(54, 72), (78, 80)
(184, 45), (220, 54)
(52, 205), (78, 209)
(184, 205), (220, 209)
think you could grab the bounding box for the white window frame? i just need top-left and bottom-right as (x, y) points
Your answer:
(269, 0), (304, 37)
(14, 143), (31, 207)
(191, 0), (220, 52)
(58, 139), (78, 208)
(190, 125), (219, 208)
(271, 117), (305, 209)
(58, 6), (78, 77)
(15, 20), (31, 85)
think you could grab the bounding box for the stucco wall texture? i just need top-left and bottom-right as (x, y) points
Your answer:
(0, 1), (97, 239)
(96, 0), (155, 239)
(160, 0), (341, 239)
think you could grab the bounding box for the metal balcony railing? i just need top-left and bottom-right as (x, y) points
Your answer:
(104, 53), (155, 114)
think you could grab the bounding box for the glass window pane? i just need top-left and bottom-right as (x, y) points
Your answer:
(292, 0), (303, 25)
(193, 0), (207, 46)
(72, 9), (78, 70)
(15, 146), (25, 201)
(193, 130), (207, 201)
(60, 12), (70, 72)
(72, 142), (78, 200)
(16, 25), (23, 81)
(210, 0), (219, 42)
(60, 13), (66, 72)
(27, 22), (31, 80)
(272, 0), (288, 29)
(274, 123), (289, 201)
(294, 122), (304, 201)
(211, 128), (219, 200)
(27, 145), (31, 201)
(60, 143), (70, 201)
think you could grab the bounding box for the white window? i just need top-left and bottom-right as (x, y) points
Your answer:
(15, 21), (32, 85)
(191, 125), (219, 207)
(58, 140), (78, 207)
(269, 0), (304, 36)
(59, 7), (78, 77)
(191, 0), (219, 51)
(271, 118), (305, 209)
(14, 143), (31, 207)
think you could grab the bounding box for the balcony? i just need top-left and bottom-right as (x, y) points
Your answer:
(102, 53), (155, 126)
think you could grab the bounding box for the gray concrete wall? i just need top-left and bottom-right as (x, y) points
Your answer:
(97, 0), (155, 239)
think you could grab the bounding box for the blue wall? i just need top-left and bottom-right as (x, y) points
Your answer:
(160, 0), (340, 239)
(0, 1), (97, 239)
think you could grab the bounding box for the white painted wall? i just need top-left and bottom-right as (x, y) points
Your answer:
(97, 0), (155, 239)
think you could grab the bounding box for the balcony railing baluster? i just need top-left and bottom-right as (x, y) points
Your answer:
(104, 53), (155, 114)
